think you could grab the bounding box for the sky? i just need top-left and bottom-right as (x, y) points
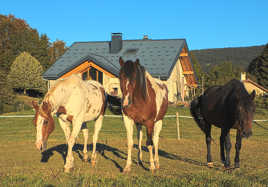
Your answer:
(0, 0), (268, 50)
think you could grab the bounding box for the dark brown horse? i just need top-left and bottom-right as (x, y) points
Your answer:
(118, 57), (168, 173)
(190, 79), (256, 169)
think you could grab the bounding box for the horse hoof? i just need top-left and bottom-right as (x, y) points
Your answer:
(83, 154), (89, 162)
(91, 160), (96, 167)
(224, 163), (231, 169)
(64, 167), (74, 173)
(150, 168), (155, 174)
(150, 164), (156, 172)
(123, 167), (131, 173)
(207, 162), (214, 168)
(234, 162), (240, 168)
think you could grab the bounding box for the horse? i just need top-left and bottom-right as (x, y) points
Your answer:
(118, 57), (168, 173)
(190, 79), (256, 169)
(32, 74), (118, 172)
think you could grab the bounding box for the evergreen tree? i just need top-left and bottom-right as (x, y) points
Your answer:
(204, 61), (243, 88)
(190, 52), (203, 82)
(248, 43), (268, 89)
(190, 52), (204, 94)
(7, 52), (47, 95)
(37, 34), (51, 70)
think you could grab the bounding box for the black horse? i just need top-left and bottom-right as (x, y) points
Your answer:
(190, 79), (256, 169)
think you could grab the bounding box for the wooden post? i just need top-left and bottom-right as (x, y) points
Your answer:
(176, 112), (180, 140)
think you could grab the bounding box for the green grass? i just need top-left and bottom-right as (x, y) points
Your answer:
(0, 106), (268, 186)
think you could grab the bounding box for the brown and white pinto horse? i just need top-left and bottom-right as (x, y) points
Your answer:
(32, 74), (107, 172)
(118, 57), (168, 173)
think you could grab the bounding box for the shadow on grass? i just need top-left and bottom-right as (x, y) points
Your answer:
(133, 144), (223, 171)
(41, 143), (127, 172)
(40, 143), (222, 172)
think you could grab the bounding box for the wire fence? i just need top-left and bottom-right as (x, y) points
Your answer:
(0, 114), (267, 122)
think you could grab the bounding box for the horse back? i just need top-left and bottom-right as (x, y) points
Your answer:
(54, 77), (106, 122)
(200, 80), (243, 128)
(83, 80), (106, 120)
(201, 79), (255, 129)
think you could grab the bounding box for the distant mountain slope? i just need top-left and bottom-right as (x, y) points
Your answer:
(191, 45), (265, 71)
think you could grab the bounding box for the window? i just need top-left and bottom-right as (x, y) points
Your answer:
(82, 66), (103, 84)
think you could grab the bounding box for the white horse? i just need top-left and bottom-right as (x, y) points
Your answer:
(32, 74), (108, 172)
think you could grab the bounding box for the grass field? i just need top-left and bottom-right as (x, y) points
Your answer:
(0, 106), (268, 186)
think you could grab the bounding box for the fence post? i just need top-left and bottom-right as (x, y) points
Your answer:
(176, 112), (180, 140)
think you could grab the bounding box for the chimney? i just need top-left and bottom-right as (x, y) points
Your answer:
(241, 72), (246, 81)
(110, 33), (122, 53)
(143, 35), (149, 40)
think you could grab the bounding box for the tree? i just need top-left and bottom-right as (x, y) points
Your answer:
(0, 14), (55, 72)
(190, 52), (204, 94)
(204, 61), (243, 88)
(48, 40), (67, 66)
(190, 52), (203, 82)
(7, 52), (47, 95)
(248, 43), (268, 89)
(0, 69), (15, 105)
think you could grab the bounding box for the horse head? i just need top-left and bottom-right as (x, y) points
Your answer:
(32, 100), (55, 151)
(237, 90), (256, 138)
(119, 57), (147, 108)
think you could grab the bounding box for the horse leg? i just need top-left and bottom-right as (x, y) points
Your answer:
(64, 117), (83, 173)
(91, 115), (103, 167)
(136, 123), (143, 163)
(81, 122), (89, 162)
(123, 114), (134, 173)
(205, 124), (213, 167)
(153, 120), (162, 169)
(220, 129), (230, 168)
(146, 122), (155, 172)
(234, 130), (242, 168)
(224, 132), (232, 168)
(58, 118), (71, 144)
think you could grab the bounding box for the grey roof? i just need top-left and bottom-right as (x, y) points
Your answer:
(43, 39), (188, 80)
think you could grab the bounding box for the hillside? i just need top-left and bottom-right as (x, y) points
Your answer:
(191, 45), (265, 71)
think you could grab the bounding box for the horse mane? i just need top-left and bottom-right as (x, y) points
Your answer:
(230, 80), (255, 112)
(123, 60), (147, 100)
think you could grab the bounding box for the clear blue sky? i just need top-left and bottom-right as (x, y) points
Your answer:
(1, 0), (267, 50)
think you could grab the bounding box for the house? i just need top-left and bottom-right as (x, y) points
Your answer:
(241, 72), (268, 96)
(43, 33), (197, 103)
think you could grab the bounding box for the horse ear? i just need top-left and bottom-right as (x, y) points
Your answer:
(250, 90), (256, 101)
(135, 59), (140, 65)
(32, 100), (39, 111)
(119, 57), (124, 67)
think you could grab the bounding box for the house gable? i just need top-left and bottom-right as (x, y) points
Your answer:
(60, 61), (116, 79)
(243, 79), (268, 96)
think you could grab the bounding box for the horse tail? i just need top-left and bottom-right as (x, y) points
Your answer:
(106, 94), (122, 115)
(190, 96), (207, 135)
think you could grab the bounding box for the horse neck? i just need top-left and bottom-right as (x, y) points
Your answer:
(145, 71), (159, 91)
(43, 83), (66, 113)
